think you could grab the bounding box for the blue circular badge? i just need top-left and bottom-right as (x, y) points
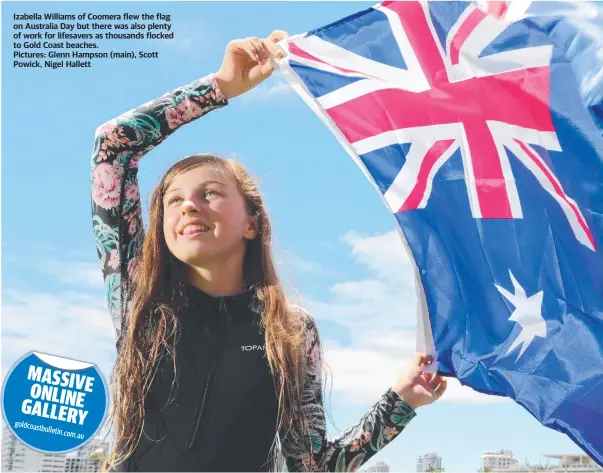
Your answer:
(2, 351), (108, 453)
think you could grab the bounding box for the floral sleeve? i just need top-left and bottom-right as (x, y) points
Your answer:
(280, 315), (417, 472)
(90, 74), (228, 342)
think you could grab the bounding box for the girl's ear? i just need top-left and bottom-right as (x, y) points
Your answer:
(244, 215), (259, 240)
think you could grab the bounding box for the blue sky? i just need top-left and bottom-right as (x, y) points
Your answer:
(1, 2), (585, 471)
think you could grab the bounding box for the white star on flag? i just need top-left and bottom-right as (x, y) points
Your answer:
(495, 271), (547, 362)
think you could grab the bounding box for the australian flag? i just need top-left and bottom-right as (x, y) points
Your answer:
(278, 1), (603, 465)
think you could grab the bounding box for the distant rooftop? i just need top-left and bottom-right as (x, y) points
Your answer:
(544, 455), (592, 459)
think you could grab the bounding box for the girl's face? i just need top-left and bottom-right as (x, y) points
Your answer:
(162, 165), (257, 267)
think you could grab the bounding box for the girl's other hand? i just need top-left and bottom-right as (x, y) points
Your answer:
(214, 30), (289, 100)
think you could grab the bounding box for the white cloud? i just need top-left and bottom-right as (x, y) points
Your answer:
(241, 75), (294, 102)
(261, 81), (294, 98)
(322, 340), (505, 405)
(310, 230), (504, 405)
(276, 248), (341, 277)
(306, 277), (416, 336)
(155, 21), (202, 51)
(2, 289), (116, 384)
(343, 230), (415, 285)
(38, 260), (104, 288)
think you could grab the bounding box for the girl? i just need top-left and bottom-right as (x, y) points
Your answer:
(91, 30), (447, 472)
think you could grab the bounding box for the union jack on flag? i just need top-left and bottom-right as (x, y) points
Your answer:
(278, 1), (603, 465)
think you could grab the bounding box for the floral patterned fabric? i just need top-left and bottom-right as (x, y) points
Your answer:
(283, 313), (416, 472)
(90, 74), (416, 472)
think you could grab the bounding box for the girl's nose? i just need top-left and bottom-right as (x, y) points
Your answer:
(180, 196), (209, 215)
(180, 198), (200, 215)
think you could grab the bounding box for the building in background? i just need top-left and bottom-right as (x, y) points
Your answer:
(486, 453), (602, 472)
(417, 453), (444, 472)
(2, 427), (18, 472)
(65, 439), (109, 472)
(37, 454), (67, 473)
(363, 461), (391, 472)
(544, 454), (601, 470)
(482, 450), (518, 470)
(1, 426), (63, 473)
(1, 426), (109, 472)
(9, 446), (65, 472)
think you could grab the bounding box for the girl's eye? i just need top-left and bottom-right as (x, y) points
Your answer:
(205, 189), (219, 198)
(168, 197), (182, 205)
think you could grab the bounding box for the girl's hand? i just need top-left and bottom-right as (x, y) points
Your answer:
(392, 353), (448, 410)
(214, 30), (289, 100)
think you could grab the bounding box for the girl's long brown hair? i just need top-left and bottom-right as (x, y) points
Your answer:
(102, 154), (310, 471)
